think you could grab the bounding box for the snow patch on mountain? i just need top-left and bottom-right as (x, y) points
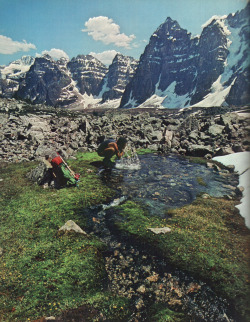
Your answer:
(98, 75), (110, 98)
(202, 15), (227, 29)
(0, 56), (34, 79)
(154, 79), (191, 108)
(191, 76), (235, 107)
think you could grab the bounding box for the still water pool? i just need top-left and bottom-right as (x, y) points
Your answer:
(100, 153), (237, 216)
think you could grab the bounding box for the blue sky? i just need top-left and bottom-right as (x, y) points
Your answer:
(0, 0), (248, 66)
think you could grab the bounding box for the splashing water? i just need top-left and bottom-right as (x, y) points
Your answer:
(115, 145), (141, 170)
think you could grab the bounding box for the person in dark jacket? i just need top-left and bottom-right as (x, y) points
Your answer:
(97, 137), (127, 167)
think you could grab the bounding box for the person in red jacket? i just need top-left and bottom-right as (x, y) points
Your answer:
(45, 154), (77, 187)
(97, 137), (127, 167)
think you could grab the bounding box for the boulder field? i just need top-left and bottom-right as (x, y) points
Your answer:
(0, 98), (249, 162)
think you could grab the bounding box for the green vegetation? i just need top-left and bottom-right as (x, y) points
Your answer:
(0, 152), (131, 321)
(1, 151), (249, 321)
(148, 303), (185, 322)
(196, 176), (207, 186)
(112, 197), (250, 320)
(137, 148), (156, 155)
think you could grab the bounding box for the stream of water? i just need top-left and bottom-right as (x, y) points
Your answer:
(84, 153), (239, 321)
(102, 153), (238, 216)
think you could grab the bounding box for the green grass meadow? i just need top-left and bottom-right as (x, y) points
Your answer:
(0, 151), (249, 321)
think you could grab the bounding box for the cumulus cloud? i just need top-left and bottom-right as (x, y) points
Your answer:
(39, 48), (69, 60)
(0, 35), (36, 54)
(89, 50), (119, 65)
(82, 16), (136, 49)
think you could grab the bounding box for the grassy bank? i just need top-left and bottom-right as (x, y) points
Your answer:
(112, 197), (250, 320)
(0, 152), (131, 321)
(1, 151), (249, 321)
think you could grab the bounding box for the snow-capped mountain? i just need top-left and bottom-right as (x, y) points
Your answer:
(67, 55), (108, 96)
(120, 4), (250, 108)
(0, 4), (249, 108)
(0, 56), (35, 80)
(16, 55), (80, 106)
(0, 53), (136, 107)
(0, 56), (35, 98)
(98, 53), (138, 102)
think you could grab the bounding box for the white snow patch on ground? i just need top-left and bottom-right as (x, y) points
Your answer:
(213, 152), (250, 228)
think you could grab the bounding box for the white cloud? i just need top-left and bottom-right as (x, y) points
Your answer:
(89, 50), (119, 65)
(0, 35), (36, 54)
(39, 48), (69, 60)
(82, 16), (136, 49)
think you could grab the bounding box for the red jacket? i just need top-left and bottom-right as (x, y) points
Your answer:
(51, 156), (63, 167)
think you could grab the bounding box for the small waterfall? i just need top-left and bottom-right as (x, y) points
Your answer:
(115, 144), (141, 170)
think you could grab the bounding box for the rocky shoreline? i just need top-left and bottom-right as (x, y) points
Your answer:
(0, 98), (249, 163)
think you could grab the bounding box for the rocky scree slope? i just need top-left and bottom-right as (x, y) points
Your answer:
(0, 98), (249, 162)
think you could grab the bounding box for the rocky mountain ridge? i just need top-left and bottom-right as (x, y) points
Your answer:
(120, 4), (250, 108)
(0, 4), (249, 109)
(0, 53), (138, 108)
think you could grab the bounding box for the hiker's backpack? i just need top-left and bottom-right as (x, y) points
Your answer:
(97, 139), (116, 156)
(51, 156), (63, 166)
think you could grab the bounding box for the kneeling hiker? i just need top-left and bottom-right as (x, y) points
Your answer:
(46, 153), (79, 188)
(97, 137), (127, 167)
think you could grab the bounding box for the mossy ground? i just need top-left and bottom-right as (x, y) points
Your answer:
(0, 152), (131, 321)
(1, 151), (249, 321)
(113, 197), (250, 320)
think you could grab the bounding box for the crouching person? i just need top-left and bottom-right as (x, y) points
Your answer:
(46, 154), (77, 188)
(97, 137), (127, 168)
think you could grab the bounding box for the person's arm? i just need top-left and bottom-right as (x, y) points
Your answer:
(110, 142), (124, 159)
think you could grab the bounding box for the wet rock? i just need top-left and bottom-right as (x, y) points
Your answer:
(187, 144), (213, 157)
(135, 298), (145, 310)
(226, 165), (235, 173)
(186, 282), (201, 294)
(137, 285), (146, 294)
(236, 186), (244, 196)
(146, 274), (159, 282)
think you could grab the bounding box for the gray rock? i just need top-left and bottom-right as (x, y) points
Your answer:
(148, 227), (171, 234)
(26, 162), (48, 183)
(187, 144), (213, 157)
(59, 220), (87, 235)
(208, 124), (225, 137)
